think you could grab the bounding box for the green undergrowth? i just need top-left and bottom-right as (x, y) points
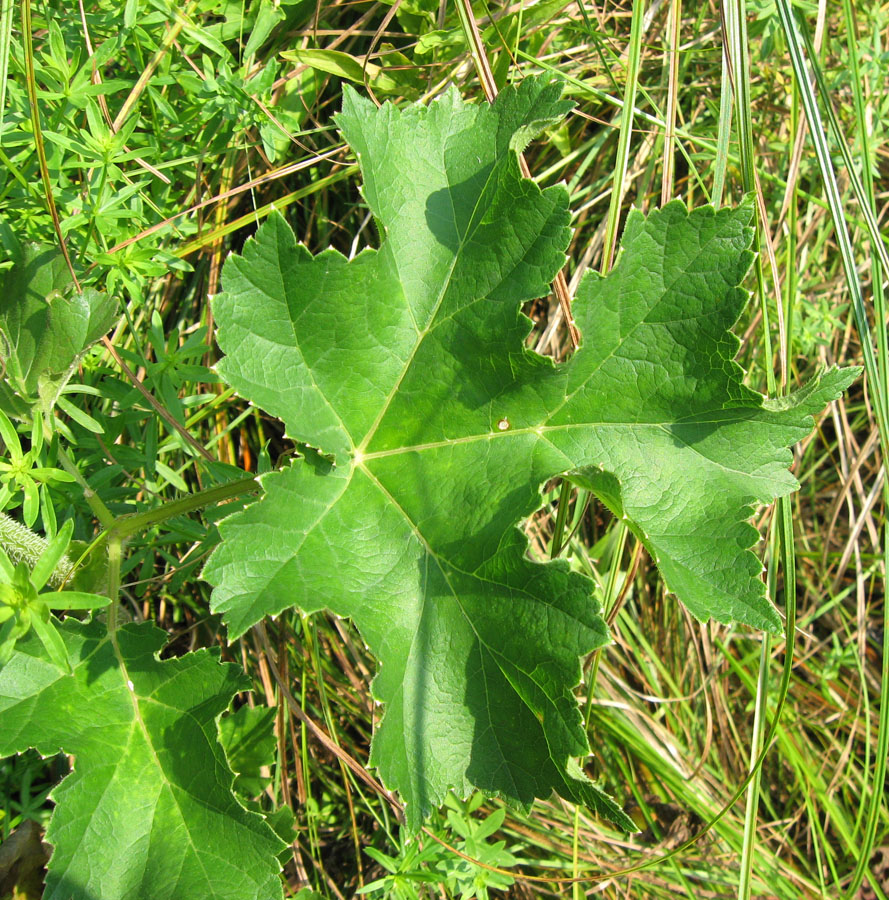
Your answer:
(0, 2), (887, 899)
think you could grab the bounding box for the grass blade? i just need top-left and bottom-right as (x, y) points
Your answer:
(773, 3), (889, 896)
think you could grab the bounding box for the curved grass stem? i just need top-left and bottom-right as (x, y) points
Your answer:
(773, 3), (889, 894)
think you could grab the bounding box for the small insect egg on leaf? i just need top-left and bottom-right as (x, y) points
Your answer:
(497, 417), (510, 431)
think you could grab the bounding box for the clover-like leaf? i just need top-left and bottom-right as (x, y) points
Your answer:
(204, 77), (858, 828)
(0, 620), (286, 899)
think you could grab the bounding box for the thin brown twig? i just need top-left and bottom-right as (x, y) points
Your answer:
(77, 0), (170, 183)
(254, 624), (402, 814)
(92, 147), (346, 262)
(457, 0), (580, 349)
(100, 336), (214, 461)
(661, 0), (682, 206)
(362, 0), (402, 107)
(111, 2), (196, 134)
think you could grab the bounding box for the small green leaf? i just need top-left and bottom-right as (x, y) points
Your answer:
(30, 517), (73, 590)
(363, 847), (402, 875)
(0, 407), (22, 458)
(280, 48), (401, 94)
(21, 477), (38, 527)
(27, 466), (76, 483)
(44, 590), (110, 610)
(12, 561), (33, 595)
(55, 394), (105, 433)
(0, 544), (14, 580)
(0, 602), (31, 663)
(243, 0), (285, 58)
(0, 627), (17, 665)
(28, 608), (70, 672)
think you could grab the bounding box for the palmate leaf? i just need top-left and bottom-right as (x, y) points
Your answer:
(204, 77), (857, 828)
(0, 619), (286, 900)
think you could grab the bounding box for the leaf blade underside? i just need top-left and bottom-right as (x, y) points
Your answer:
(205, 77), (857, 828)
(0, 237), (117, 420)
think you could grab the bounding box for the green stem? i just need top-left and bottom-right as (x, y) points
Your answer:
(600, 0), (645, 274)
(106, 532), (121, 633)
(737, 599), (774, 896)
(52, 441), (116, 531)
(110, 476), (259, 541)
(600, 540), (797, 883)
(21, 0), (81, 289)
(549, 480), (572, 558)
(54, 443), (258, 631)
(572, 521), (627, 899)
(771, 4), (889, 895)
(711, 36), (733, 207)
(98, 476), (258, 632)
(724, 4), (781, 893)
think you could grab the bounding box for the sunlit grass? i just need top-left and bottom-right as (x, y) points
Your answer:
(2, 1), (887, 897)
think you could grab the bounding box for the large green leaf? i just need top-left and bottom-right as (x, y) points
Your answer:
(204, 77), (857, 828)
(0, 235), (117, 420)
(0, 619), (286, 900)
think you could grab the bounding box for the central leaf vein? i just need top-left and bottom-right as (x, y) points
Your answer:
(356, 153), (508, 455)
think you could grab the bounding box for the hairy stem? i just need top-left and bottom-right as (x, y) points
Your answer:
(0, 512), (72, 587)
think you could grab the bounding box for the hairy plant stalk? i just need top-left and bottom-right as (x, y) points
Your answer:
(0, 512), (72, 587)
